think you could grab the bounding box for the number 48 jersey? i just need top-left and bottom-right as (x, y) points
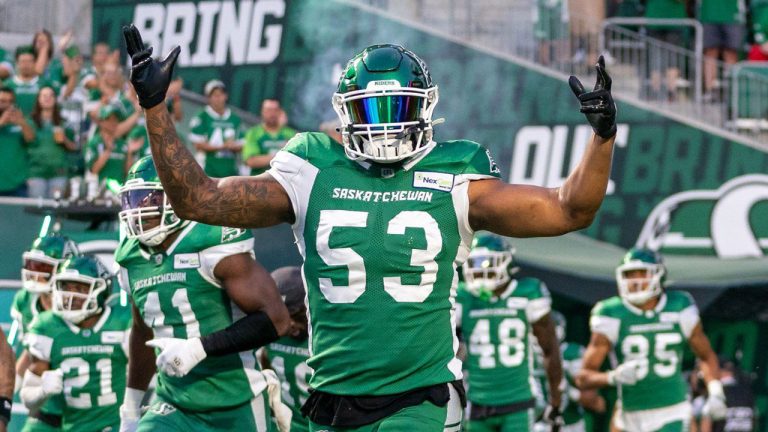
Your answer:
(456, 278), (552, 406)
(590, 291), (700, 412)
(115, 222), (264, 412)
(25, 307), (131, 432)
(268, 132), (501, 396)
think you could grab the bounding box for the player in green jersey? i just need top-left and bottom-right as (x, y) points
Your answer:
(20, 255), (131, 432)
(114, 156), (289, 432)
(12, 234), (79, 432)
(259, 266), (312, 432)
(577, 249), (726, 432)
(532, 312), (605, 432)
(123, 23), (618, 431)
(457, 234), (563, 431)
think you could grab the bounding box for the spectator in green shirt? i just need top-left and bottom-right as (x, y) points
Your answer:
(698, 0), (746, 100)
(84, 105), (133, 184)
(31, 29), (64, 91)
(2, 46), (53, 116)
(188, 80), (244, 177)
(27, 86), (78, 198)
(0, 87), (35, 196)
(0, 47), (13, 80)
(242, 99), (296, 175)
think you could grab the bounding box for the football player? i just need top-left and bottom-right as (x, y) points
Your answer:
(12, 234), (79, 432)
(114, 156), (290, 431)
(576, 248), (726, 432)
(123, 23), (618, 431)
(532, 311), (605, 432)
(457, 234), (563, 431)
(21, 255), (131, 432)
(259, 266), (311, 432)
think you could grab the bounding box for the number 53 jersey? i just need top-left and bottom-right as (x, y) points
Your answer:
(25, 307), (131, 432)
(268, 132), (501, 396)
(590, 291), (700, 412)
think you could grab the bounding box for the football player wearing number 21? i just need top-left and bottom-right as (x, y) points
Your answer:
(122, 21), (618, 432)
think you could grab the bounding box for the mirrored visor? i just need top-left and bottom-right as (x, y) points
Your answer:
(121, 188), (165, 211)
(346, 95), (423, 124)
(465, 254), (499, 271)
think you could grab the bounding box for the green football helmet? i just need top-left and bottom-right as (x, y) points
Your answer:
(332, 44), (439, 163)
(21, 234), (79, 293)
(52, 256), (111, 324)
(119, 156), (184, 247)
(616, 248), (666, 306)
(461, 233), (519, 297)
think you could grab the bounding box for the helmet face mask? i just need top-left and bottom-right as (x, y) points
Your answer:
(51, 257), (110, 324)
(333, 45), (439, 163)
(119, 157), (183, 247)
(21, 235), (79, 294)
(616, 248), (665, 306)
(462, 234), (518, 298)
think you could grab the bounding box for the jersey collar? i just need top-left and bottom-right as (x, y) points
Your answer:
(622, 292), (668, 317)
(205, 105), (231, 120)
(13, 75), (39, 86)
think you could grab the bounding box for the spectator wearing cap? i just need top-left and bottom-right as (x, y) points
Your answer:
(188, 80), (244, 177)
(60, 45), (97, 101)
(0, 87), (35, 196)
(242, 99), (296, 176)
(85, 62), (141, 139)
(699, 0), (747, 100)
(2, 46), (53, 116)
(26, 86), (78, 198)
(84, 105), (132, 184)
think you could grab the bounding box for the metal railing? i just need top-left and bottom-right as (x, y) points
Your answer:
(730, 63), (768, 134)
(346, 0), (767, 145)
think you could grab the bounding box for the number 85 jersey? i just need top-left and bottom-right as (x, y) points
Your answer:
(590, 291), (700, 412)
(268, 133), (501, 396)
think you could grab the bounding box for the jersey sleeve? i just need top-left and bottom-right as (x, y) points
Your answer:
(188, 113), (206, 144)
(589, 301), (620, 345)
(267, 133), (314, 227)
(198, 226), (256, 288)
(677, 292), (700, 339)
(26, 316), (54, 362)
(461, 144), (502, 180)
(117, 266), (131, 295)
(524, 279), (552, 323)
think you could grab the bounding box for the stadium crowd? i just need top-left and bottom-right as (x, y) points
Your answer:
(0, 31), (298, 200)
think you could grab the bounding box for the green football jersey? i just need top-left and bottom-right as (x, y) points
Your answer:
(268, 132), (501, 396)
(264, 337), (311, 429)
(2, 76), (53, 115)
(0, 122), (30, 192)
(84, 134), (128, 183)
(115, 222), (266, 411)
(242, 125), (297, 175)
(457, 278), (551, 406)
(561, 342), (586, 426)
(10, 290), (45, 349)
(25, 307), (131, 432)
(590, 291), (699, 412)
(188, 107), (244, 177)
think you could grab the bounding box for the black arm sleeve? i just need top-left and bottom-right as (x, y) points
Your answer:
(200, 311), (279, 357)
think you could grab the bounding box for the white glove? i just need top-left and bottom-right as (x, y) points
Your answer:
(607, 360), (641, 386)
(703, 380), (728, 420)
(263, 369), (293, 432)
(119, 387), (146, 432)
(41, 369), (64, 395)
(146, 337), (207, 378)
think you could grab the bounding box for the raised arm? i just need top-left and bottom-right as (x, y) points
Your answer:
(123, 25), (293, 228)
(469, 57), (616, 237)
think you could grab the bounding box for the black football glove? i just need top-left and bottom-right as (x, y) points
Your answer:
(122, 24), (180, 109)
(539, 404), (564, 432)
(569, 55), (617, 139)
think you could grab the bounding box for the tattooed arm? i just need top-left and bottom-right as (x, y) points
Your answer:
(144, 103), (294, 228)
